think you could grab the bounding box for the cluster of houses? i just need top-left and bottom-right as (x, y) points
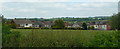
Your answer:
(11, 19), (53, 28)
(88, 21), (111, 30)
(11, 19), (111, 30)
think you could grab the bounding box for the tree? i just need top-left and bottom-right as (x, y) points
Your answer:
(110, 13), (120, 30)
(82, 23), (87, 30)
(52, 19), (65, 29)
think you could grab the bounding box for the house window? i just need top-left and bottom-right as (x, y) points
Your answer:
(96, 25), (98, 27)
(26, 24), (28, 26)
(104, 25), (106, 27)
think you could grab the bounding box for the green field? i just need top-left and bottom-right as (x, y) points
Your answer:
(11, 29), (116, 47)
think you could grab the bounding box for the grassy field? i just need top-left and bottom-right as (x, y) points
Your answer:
(11, 29), (116, 47)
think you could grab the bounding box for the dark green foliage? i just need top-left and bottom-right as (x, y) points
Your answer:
(41, 27), (49, 29)
(52, 19), (65, 29)
(82, 23), (87, 30)
(3, 31), (21, 47)
(110, 13), (120, 30)
(8, 24), (16, 29)
(88, 26), (94, 30)
(74, 27), (81, 30)
(90, 31), (120, 47)
(64, 27), (81, 30)
(2, 24), (11, 33)
(2, 24), (21, 47)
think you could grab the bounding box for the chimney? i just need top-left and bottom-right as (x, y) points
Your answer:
(15, 18), (17, 20)
(24, 18), (27, 20)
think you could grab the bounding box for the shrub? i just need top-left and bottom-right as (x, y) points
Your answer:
(41, 27), (49, 29)
(89, 31), (120, 47)
(110, 13), (120, 30)
(51, 26), (63, 29)
(88, 26), (94, 30)
(66, 27), (81, 30)
(2, 24), (21, 47)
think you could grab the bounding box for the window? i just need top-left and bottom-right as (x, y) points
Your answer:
(26, 24), (28, 26)
(96, 25), (97, 27)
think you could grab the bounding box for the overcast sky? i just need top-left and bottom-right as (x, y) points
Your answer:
(0, 0), (119, 19)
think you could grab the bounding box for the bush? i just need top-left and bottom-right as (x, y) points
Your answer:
(2, 24), (21, 47)
(3, 31), (21, 47)
(9, 24), (16, 29)
(110, 13), (120, 30)
(2, 24), (12, 33)
(41, 27), (49, 29)
(52, 26), (63, 29)
(89, 31), (120, 47)
(88, 26), (94, 30)
(22, 27), (33, 29)
(64, 27), (81, 30)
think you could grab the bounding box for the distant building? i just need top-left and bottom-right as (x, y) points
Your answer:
(72, 22), (82, 28)
(40, 21), (54, 28)
(64, 22), (82, 28)
(89, 21), (111, 30)
(12, 19), (54, 28)
(11, 18), (111, 30)
(64, 22), (73, 28)
(12, 19), (33, 28)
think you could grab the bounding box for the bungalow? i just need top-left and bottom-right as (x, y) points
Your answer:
(72, 22), (83, 28)
(64, 22), (82, 28)
(72, 23), (80, 28)
(31, 20), (43, 28)
(40, 21), (54, 28)
(12, 19), (33, 28)
(64, 22), (73, 28)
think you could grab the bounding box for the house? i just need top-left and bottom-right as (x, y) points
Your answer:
(72, 22), (82, 28)
(89, 21), (111, 30)
(64, 22), (72, 28)
(31, 20), (42, 28)
(72, 23), (80, 28)
(12, 19), (33, 28)
(40, 21), (54, 28)
(64, 22), (83, 28)
(12, 18), (54, 28)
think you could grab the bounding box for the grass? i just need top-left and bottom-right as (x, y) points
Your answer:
(11, 29), (115, 47)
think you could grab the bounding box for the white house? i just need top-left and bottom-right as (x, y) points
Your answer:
(12, 19), (33, 28)
(19, 24), (33, 27)
(89, 21), (109, 30)
(72, 23), (80, 28)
